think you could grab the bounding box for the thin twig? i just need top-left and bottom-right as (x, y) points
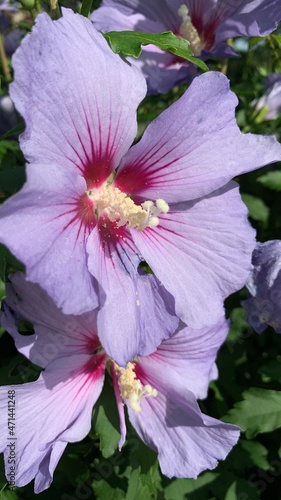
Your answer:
(0, 34), (11, 82)
(49, 0), (61, 19)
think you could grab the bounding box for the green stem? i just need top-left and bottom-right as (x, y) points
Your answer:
(0, 34), (11, 82)
(220, 58), (228, 76)
(80, 0), (93, 18)
(49, 0), (60, 19)
(35, 0), (41, 14)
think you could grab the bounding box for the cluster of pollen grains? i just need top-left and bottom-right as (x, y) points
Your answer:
(115, 361), (158, 412)
(178, 4), (202, 56)
(87, 184), (169, 231)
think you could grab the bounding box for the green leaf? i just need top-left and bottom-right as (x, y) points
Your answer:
(125, 463), (161, 500)
(0, 123), (25, 141)
(241, 193), (269, 223)
(227, 307), (252, 344)
(239, 440), (270, 470)
(137, 464), (161, 497)
(0, 490), (19, 500)
(164, 472), (219, 499)
(103, 31), (208, 71)
(270, 34), (281, 48)
(227, 439), (270, 472)
(224, 388), (281, 438)
(223, 479), (259, 500)
(126, 432), (157, 474)
(0, 140), (21, 157)
(92, 456), (128, 500)
(126, 468), (153, 500)
(0, 281), (5, 305)
(93, 479), (126, 500)
(259, 359), (281, 383)
(92, 375), (120, 458)
(80, 0), (93, 18)
(257, 171), (281, 191)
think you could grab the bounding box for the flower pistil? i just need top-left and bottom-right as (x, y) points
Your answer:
(178, 4), (202, 56)
(87, 184), (169, 231)
(114, 361), (157, 412)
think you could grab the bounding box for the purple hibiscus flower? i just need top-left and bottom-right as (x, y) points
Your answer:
(0, 1), (23, 57)
(0, 272), (239, 493)
(0, 0), (17, 12)
(0, 10), (281, 365)
(242, 240), (281, 333)
(254, 74), (281, 121)
(92, 0), (281, 94)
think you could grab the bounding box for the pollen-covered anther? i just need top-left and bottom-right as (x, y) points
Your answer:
(87, 185), (169, 231)
(115, 361), (158, 412)
(178, 4), (202, 56)
(141, 198), (170, 229)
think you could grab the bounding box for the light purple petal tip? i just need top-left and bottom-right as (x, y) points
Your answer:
(0, 353), (105, 492)
(128, 360), (239, 478)
(1, 272), (99, 367)
(116, 72), (281, 203)
(10, 9), (146, 181)
(145, 316), (229, 399)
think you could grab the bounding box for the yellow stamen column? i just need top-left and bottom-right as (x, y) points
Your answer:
(115, 362), (158, 412)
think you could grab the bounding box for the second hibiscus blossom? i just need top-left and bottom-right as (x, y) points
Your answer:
(0, 273), (239, 493)
(92, 0), (281, 94)
(0, 9), (281, 364)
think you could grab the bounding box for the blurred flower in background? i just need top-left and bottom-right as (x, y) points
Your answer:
(0, 0), (23, 57)
(254, 74), (281, 121)
(91, 0), (281, 94)
(243, 240), (281, 333)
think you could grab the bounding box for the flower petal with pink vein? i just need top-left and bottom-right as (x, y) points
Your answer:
(0, 353), (106, 493)
(131, 182), (256, 329)
(87, 217), (179, 365)
(10, 9), (146, 187)
(115, 72), (281, 203)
